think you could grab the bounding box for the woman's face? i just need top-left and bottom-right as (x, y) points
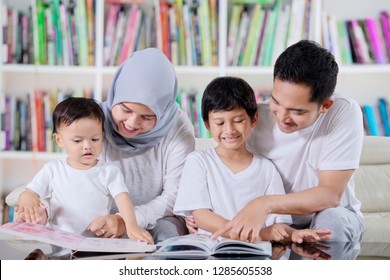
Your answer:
(111, 102), (157, 138)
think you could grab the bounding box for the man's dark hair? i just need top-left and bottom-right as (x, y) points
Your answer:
(201, 76), (258, 123)
(52, 97), (105, 134)
(274, 40), (339, 104)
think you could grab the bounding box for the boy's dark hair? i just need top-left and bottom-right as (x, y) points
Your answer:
(201, 76), (258, 123)
(52, 97), (105, 134)
(274, 40), (338, 104)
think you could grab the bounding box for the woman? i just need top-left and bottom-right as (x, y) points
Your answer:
(88, 48), (195, 243)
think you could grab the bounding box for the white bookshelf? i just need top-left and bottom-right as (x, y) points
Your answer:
(1, 0), (390, 197)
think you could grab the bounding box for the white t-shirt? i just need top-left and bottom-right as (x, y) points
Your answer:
(174, 148), (292, 235)
(101, 110), (195, 229)
(26, 158), (128, 235)
(247, 94), (364, 225)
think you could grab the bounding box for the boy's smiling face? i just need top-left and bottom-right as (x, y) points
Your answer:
(206, 107), (258, 151)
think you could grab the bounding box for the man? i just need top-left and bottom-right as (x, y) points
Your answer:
(212, 40), (364, 242)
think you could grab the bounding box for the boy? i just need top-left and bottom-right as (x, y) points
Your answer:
(16, 97), (153, 244)
(174, 77), (331, 243)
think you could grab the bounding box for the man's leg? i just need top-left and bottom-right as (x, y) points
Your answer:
(310, 206), (364, 242)
(149, 216), (188, 243)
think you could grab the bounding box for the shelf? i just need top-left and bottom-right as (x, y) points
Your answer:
(0, 65), (98, 75)
(0, 151), (65, 160)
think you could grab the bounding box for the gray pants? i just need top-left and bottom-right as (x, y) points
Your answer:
(149, 216), (188, 243)
(293, 206), (365, 242)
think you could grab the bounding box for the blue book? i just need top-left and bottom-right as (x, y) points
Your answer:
(362, 105), (381, 136)
(378, 98), (390, 136)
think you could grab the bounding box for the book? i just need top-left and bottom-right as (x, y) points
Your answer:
(362, 104), (382, 136)
(0, 222), (156, 253)
(153, 234), (271, 259)
(378, 97), (390, 136)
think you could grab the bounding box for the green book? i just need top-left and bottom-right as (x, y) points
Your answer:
(241, 4), (263, 66)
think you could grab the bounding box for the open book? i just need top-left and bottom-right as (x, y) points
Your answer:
(153, 234), (271, 259)
(0, 222), (156, 253)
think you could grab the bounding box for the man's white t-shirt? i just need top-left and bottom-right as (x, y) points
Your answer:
(26, 158), (128, 235)
(174, 148), (292, 235)
(247, 94), (364, 225)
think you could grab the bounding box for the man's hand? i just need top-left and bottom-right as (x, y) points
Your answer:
(212, 197), (268, 242)
(88, 214), (126, 238)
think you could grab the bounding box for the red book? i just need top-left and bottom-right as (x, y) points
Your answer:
(119, 5), (140, 63)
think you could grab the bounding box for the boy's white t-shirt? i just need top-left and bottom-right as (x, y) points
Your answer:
(174, 148), (292, 235)
(247, 94), (364, 225)
(26, 158), (128, 235)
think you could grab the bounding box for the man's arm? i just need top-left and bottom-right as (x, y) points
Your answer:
(213, 169), (354, 242)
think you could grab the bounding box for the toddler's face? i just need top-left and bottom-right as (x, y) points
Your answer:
(111, 102), (157, 138)
(53, 118), (103, 169)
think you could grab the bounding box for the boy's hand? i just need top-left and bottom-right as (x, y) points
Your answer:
(260, 224), (289, 242)
(127, 225), (154, 244)
(17, 190), (47, 223)
(184, 217), (198, 234)
(291, 229), (332, 243)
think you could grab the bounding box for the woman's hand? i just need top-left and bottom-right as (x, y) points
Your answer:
(88, 214), (126, 238)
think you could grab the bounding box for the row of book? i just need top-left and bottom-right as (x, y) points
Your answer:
(227, 0), (320, 66)
(0, 88), (94, 152)
(103, 0), (219, 67)
(0, 85), (271, 152)
(362, 97), (390, 136)
(3, 0), (390, 67)
(103, 3), (152, 67)
(323, 11), (390, 65)
(2, 0), (95, 66)
(2, 90), (389, 152)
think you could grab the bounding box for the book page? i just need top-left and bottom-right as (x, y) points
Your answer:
(0, 222), (85, 250)
(0, 222), (156, 253)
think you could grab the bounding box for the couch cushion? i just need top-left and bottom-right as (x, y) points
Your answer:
(354, 164), (390, 212)
(362, 212), (390, 242)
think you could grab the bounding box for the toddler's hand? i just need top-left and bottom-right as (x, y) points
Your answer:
(17, 190), (47, 223)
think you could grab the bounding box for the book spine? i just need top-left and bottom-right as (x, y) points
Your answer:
(362, 104), (381, 136)
(378, 98), (390, 136)
(86, 0), (95, 66)
(103, 4), (120, 66)
(119, 4), (139, 63)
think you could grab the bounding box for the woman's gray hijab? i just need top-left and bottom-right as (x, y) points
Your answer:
(102, 48), (179, 152)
